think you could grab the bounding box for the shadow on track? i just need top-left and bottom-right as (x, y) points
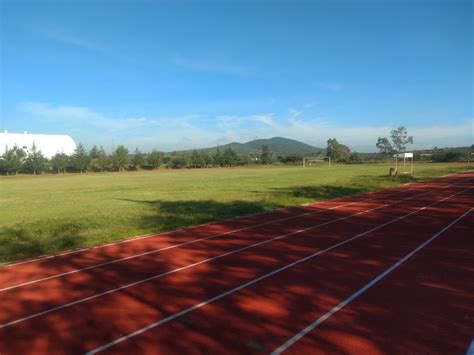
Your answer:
(0, 185), (472, 354)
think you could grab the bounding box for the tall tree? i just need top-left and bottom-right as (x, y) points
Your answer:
(349, 152), (363, 164)
(1, 146), (26, 175)
(190, 150), (203, 168)
(131, 148), (145, 170)
(376, 137), (393, 157)
(89, 146), (110, 172)
(326, 138), (351, 163)
(168, 152), (188, 168)
(201, 150), (213, 167)
(148, 149), (163, 170)
(23, 143), (47, 175)
(222, 147), (240, 166)
(113, 145), (130, 172)
(72, 143), (90, 173)
(260, 145), (273, 165)
(213, 147), (223, 167)
(390, 126), (413, 153)
(89, 145), (101, 160)
(51, 153), (70, 173)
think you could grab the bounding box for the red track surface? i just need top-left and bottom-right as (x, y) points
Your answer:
(0, 172), (472, 354)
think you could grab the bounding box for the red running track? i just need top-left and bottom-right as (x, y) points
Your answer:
(0, 172), (472, 354)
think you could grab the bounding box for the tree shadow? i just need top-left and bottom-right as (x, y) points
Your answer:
(274, 185), (367, 200)
(117, 198), (272, 232)
(0, 225), (86, 265)
(0, 182), (471, 353)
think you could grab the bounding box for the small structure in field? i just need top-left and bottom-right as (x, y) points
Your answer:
(303, 156), (331, 168)
(0, 130), (77, 158)
(392, 152), (414, 175)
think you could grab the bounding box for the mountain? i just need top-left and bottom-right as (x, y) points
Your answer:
(175, 137), (324, 156)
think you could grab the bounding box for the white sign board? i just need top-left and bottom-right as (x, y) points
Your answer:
(394, 152), (413, 158)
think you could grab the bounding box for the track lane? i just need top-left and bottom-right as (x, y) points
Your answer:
(2, 177), (468, 351)
(0, 179), (466, 327)
(1, 173), (465, 289)
(1, 175), (467, 293)
(280, 209), (474, 355)
(0, 185), (418, 289)
(93, 190), (472, 354)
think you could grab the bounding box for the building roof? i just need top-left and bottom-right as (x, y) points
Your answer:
(0, 131), (77, 159)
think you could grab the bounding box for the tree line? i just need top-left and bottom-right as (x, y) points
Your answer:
(1, 127), (470, 175)
(0, 143), (281, 175)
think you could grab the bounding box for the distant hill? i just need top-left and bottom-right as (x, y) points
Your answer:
(175, 137), (324, 156)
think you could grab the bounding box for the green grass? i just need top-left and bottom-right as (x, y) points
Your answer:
(0, 162), (470, 265)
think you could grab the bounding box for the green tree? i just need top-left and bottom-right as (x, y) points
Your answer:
(23, 143), (47, 174)
(376, 137), (393, 157)
(1, 146), (26, 175)
(326, 138), (351, 163)
(131, 148), (145, 170)
(72, 143), (90, 173)
(89, 146), (110, 172)
(112, 145), (130, 172)
(88, 145), (101, 171)
(51, 153), (70, 173)
(167, 152), (188, 168)
(260, 145), (273, 165)
(201, 150), (213, 167)
(190, 150), (204, 168)
(213, 147), (223, 167)
(390, 126), (413, 153)
(148, 149), (163, 170)
(349, 152), (363, 164)
(222, 147), (240, 166)
(89, 145), (100, 159)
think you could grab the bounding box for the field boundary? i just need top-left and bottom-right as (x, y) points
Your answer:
(2, 174), (470, 291)
(3, 170), (468, 268)
(84, 186), (472, 354)
(2, 181), (470, 328)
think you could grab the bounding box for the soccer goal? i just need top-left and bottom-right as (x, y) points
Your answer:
(303, 156), (331, 168)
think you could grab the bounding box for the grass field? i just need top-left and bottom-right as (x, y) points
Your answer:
(0, 162), (471, 265)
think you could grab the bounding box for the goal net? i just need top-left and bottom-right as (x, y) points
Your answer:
(303, 156), (331, 168)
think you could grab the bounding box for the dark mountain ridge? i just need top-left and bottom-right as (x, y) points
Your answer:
(175, 137), (324, 156)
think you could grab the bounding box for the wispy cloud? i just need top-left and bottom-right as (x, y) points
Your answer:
(19, 102), (217, 151)
(18, 101), (473, 152)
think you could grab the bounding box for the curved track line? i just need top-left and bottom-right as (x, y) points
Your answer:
(84, 186), (472, 354)
(0, 180), (445, 292)
(271, 207), (473, 354)
(0, 181), (466, 326)
(2, 181), (470, 329)
(3, 173), (461, 269)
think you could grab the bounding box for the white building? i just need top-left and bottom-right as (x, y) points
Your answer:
(0, 131), (77, 159)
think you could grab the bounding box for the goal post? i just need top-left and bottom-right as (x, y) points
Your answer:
(303, 156), (331, 168)
(393, 152), (413, 175)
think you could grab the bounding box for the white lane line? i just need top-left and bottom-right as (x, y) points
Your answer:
(271, 207), (473, 355)
(0, 182), (437, 292)
(4, 172), (463, 268)
(466, 339), (474, 355)
(82, 188), (473, 354)
(1, 183), (469, 329)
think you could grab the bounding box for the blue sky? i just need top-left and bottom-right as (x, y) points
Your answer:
(0, 0), (472, 152)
